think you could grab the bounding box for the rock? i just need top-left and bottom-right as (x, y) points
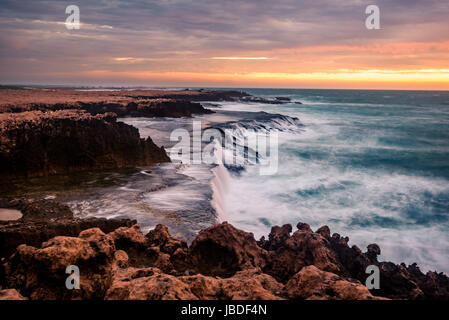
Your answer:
(324, 224), (449, 300)
(266, 227), (342, 282)
(296, 222), (312, 232)
(0, 198), (73, 222)
(239, 96), (291, 105)
(275, 97), (291, 102)
(258, 224), (292, 250)
(0, 288), (28, 300)
(106, 268), (284, 300)
(113, 250), (129, 269)
(108, 224), (188, 274)
(0, 198), (135, 260)
(189, 222), (269, 277)
(181, 269), (284, 300)
(2, 219), (448, 300)
(3, 228), (116, 300)
(366, 243), (381, 261)
(285, 266), (385, 300)
(316, 226), (331, 239)
(0, 110), (170, 179)
(105, 268), (197, 300)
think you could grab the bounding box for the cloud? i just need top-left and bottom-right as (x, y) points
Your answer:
(0, 0), (448, 88)
(211, 57), (270, 60)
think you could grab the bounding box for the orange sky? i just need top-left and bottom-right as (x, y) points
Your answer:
(1, 1), (449, 90)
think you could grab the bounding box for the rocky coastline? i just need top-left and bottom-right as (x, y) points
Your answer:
(0, 87), (248, 179)
(0, 87), (447, 300)
(0, 199), (448, 300)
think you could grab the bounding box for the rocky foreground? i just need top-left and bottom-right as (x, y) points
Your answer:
(0, 199), (448, 300)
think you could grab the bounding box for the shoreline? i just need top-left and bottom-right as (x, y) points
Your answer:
(1, 87), (448, 300)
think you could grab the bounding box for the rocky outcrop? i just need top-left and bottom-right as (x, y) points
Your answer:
(189, 222), (269, 277)
(3, 228), (116, 299)
(285, 266), (384, 300)
(1, 218), (448, 300)
(0, 110), (170, 179)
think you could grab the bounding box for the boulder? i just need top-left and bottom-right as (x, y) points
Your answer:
(189, 222), (269, 277)
(3, 228), (116, 300)
(285, 265), (385, 300)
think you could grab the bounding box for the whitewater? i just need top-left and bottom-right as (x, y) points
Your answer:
(35, 88), (449, 274)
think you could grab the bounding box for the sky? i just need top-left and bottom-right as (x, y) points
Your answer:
(1, 0), (449, 90)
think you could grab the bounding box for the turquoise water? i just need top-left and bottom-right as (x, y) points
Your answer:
(213, 89), (449, 273)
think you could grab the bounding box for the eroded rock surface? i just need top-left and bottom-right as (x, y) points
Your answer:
(1, 218), (448, 300)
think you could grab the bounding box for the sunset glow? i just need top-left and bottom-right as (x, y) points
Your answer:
(1, 0), (448, 90)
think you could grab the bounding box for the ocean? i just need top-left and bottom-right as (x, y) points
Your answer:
(10, 88), (449, 274)
(209, 89), (449, 274)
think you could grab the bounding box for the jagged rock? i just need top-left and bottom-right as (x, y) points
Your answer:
(285, 266), (385, 300)
(108, 224), (188, 274)
(0, 110), (170, 179)
(366, 243), (381, 261)
(189, 222), (269, 277)
(3, 228), (116, 300)
(2, 220), (448, 300)
(296, 222), (312, 232)
(267, 227), (342, 282)
(406, 263), (449, 299)
(258, 224), (292, 251)
(316, 225), (330, 239)
(0, 288), (28, 300)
